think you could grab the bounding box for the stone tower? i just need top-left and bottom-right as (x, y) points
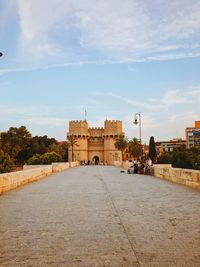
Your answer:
(67, 120), (124, 164)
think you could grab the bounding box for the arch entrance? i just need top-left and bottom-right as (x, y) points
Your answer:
(93, 156), (100, 165)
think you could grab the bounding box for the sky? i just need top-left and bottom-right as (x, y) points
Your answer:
(0, 0), (200, 143)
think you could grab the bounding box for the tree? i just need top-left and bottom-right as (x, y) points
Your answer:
(41, 152), (63, 164)
(0, 126), (31, 165)
(27, 152), (63, 165)
(149, 136), (157, 163)
(157, 147), (200, 170)
(67, 135), (78, 162)
(18, 135), (58, 164)
(0, 125), (68, 172)
(0, 150), (14, 173)
(157, 153), (173, 164)
(114, 134), (128, 161)
(48, 141), (68, 161)
(128, 138), (143, 159)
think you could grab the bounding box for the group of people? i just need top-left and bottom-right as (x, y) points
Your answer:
(127, 158), (153, 175)
(80, 160), (104, 166)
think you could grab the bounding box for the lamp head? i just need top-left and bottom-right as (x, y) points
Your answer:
(134, 118), (138, 125)
(0, 52), (3, 57)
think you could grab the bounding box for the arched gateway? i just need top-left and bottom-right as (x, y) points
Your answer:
(67, 120), (124, 165)
(93, 156), (100, 165)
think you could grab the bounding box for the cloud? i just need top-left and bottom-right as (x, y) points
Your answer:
(0, 104), (66, 126)
(11, 0), (200, 66)
(101, 86), (200, 113)
(24, 117), (66, 127)
(93, 86), (200, 142)
(161, 86), (200, 110)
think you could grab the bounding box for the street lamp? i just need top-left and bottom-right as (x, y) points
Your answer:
(134, 112), (142, 144)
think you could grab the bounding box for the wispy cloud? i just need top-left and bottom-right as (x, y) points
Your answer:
(24, 117), (66, 127)
(4, 0), (198, 67)
(94, 86), (200, 141)
(99, 86), (200, 112)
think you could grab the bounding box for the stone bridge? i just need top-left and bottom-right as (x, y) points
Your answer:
(0, 166), (200, 266)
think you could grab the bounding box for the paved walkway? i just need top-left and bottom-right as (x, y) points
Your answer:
(0, 166), (200, 267)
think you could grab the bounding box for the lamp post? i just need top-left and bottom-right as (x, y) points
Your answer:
(134, 112), (142, 144)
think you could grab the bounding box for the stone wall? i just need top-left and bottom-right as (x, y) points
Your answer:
(52, 163), (70, 173)
(0, 162), (79, 195)
(23, 165), (52, 170)
(153, 164), (200, 190)
(113, 162), (200, 191)
(113, 161), (132, 170)
(69, 162), (80, 168)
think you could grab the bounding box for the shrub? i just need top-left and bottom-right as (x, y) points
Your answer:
(157, 148), (200, 170)
(27, 152), (63, 165)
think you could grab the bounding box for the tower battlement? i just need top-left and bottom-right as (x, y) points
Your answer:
(104, 120), (123, 134)
(105, 120), (122, 123)
(89, 127), (104, 130)
(69, 120), (88, 135)
(69, 120), (88, 125)
(67, 119), (124, 164)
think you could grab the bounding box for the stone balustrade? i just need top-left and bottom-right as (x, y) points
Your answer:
(52, 162), (70, 172)
(69, 162), (80, 168)
(0, 162), (79, 195)
(113, 161), (200, 191)
(153, 164), (200, 190)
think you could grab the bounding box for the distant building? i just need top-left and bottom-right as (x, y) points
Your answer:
(124, 144), (149, 161)
(156, 138), (186, 156)
(185, 121), (200, 148)
(67, 120), (124, 164)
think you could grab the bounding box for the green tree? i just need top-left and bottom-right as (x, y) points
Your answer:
(157, 153), (173, 164)
(26, 154), (42, 165)
(67, 135), (78, 162)
(18, 135), (58, 164)
(0, 126), (31, 165)
(157, 147), (200, 170)
(48, 141), (68, 161)
(114, 134), (128, 161)
(149, 136), (157, 163)
(27, 152), (63, 165)
(41, 152), (63, 164)
(0, 150), (14, 173)
(128, 138), (143, 159)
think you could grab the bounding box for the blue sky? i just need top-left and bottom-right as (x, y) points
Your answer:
(0, 0), (200, 143)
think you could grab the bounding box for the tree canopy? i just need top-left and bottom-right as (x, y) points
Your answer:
(157, 147), (200, 170)
(0, 126), (68, 173)
(27, 152), (63, 165)
(128, 137), (143, 159)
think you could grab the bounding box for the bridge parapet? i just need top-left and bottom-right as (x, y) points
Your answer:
(153, 164), (200, 190)
(0, 162), (80, 195)
(113, 161), (200, 191)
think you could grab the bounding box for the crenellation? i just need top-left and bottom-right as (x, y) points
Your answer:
(68, 119), (123, 164)
(89, 127), (104, 130)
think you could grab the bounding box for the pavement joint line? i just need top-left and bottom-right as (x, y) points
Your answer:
(96, 167), (141, 267)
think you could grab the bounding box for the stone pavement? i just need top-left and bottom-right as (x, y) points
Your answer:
(0, 166), (200, 267)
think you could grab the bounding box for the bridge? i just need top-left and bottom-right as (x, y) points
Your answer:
(0, 166), (200, 266)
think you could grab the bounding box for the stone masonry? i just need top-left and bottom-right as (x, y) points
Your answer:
(67, 120), (123, 165)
